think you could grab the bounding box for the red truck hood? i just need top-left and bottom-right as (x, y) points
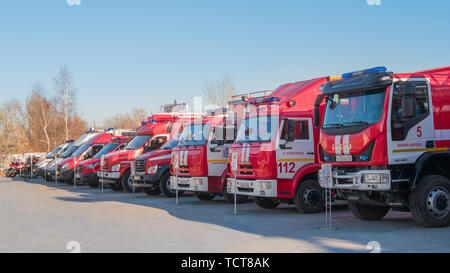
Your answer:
(228, 142), (277, 179)
(319, 122), (387, 165)
(102, 149), (142, 171)
(171, 146), (207, 177)
(137, 149), (172, 166)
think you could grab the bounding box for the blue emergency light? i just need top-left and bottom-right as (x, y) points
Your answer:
(342, 66), (387, 79)
(249, 96), (280, 105)
(86, 128), (96, 133)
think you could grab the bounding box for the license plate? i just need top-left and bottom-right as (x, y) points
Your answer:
(336, 155), (352, 162)
(134, 176), (141, 180)
(238, 181), (250, 188)
(76, 174), (81, 179)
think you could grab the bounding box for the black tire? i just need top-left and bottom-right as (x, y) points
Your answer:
(143, 187), (162, 196)
(121, 170), (142, 193)
(294, 179), (325, 213)
(160, 172), (184, 197)
(110, 182), (124, 192)
(410, 175), (450, 228)
(195, 192), (215, 201)
(255, 197), (280, 209)
(348, 201), (390, 221)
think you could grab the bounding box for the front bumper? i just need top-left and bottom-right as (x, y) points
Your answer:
(227, 179), (277, 197)
(169, 176), (208, 192)
(97, 171), (121, 184)
(59, 169), (74, 181)
(131, 172), (159, 187)
(318, 164), (391, 191)
(77, 173), (98, 184)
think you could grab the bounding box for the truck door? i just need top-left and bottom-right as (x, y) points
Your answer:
(388, 80), (435, 164)
(276, 118), (315, 179)
(207, 126), (235, 177)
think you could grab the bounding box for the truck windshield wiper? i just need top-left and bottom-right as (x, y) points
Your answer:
(323, 123), (343, 128)
(343, 121), (369, 126)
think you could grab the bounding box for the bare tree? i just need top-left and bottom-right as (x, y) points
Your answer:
(0, 100), (29, 154)
(103, 108), (149, 129)
(25, 84), (55, 152)
(203, 75), (236, 108)
(53, 66), (76, 140)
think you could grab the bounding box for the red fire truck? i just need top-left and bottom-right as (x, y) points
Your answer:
(316, 66), (450, 227)
(226, 77), (337, 213)
(98, 114), (177, 192)
(75, 136), (132, 188)
(169, 111), (248, 203)
(57, 130), (116, 184)
(131, 116), (202, 197)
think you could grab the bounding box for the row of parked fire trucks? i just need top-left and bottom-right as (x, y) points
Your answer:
(34, 66), (450, 228)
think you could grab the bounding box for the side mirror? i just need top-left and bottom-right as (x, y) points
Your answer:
(313, 108), (320, 129)
(286, 120), (295, 142)
(401, 97), (416, 118)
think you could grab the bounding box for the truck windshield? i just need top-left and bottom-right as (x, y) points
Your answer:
(93, 143), (118, 159)
(236, 115), (279, 143)
(323, 87), (386, 129)
(47, 146), (62, 159)
(180, 124), (211, 146)
(61, 145), (79, 158)
(161, 133), (180, 150)
(124, 135), (152, 150)
(73, 143), (91, 157)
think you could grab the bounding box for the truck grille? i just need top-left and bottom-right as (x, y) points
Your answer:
(239, 164), (254, 175)
(135, 159), (146, 173)
(102, 158), (110, 171)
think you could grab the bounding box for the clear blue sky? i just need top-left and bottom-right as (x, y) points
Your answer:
(1, 0), (449, 126)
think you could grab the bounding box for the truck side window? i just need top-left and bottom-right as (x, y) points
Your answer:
(391, 81), (429, 141)
(281, 120), (309, 140)
(91, 145), (104, 157)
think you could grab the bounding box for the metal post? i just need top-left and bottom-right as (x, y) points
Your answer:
(30, 155), (33, 180)
(44, 154), (47, 184)
(234, 170), (237, 215)
(101, 155), (104, 193)
(73, 155), (77, 188)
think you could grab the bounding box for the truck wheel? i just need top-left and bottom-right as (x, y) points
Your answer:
(410, 175), (450, 228)
(348, 201), (390, 221)
(121, 170), (142, 193)
(294, 179), (325, 213)
(195, 192), (215, 201)
(160, 173), (184, 197)
(143, 187), (161, 196)
(255, 197), (280, 209)
(110, 182), (123, 191)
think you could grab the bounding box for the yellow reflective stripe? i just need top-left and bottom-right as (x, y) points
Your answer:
(277, 158), (314, 162)
(392, 147), (448, 153)
(207, 160), (228, 163)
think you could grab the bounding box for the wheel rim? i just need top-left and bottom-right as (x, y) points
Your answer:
(303, 187), (321, 208)
(427, 187), (449, 218)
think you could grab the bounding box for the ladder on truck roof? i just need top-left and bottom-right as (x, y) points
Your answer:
(228, 90), (273, 106)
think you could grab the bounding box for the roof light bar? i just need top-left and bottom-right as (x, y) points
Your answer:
(342, 66), (387, 78)
(249, 96), (281, 105)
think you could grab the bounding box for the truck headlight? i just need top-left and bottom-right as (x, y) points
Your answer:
(193, 178), (203, 185)
(362, 173), (389, 183)
(260, 181), (272, 189)
(86, 162), (99, 169)
(112, 164), (120, 172)
(147, 165), (158, 174)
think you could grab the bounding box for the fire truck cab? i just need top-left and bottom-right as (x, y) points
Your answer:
(75, 135), (132, 188)
(131, 116), (202, 197)
(58, 129), (115, 184)
(170, 112), (245, 202)
(316, 66), (450, 227)
(226, 77), (335, 213)
(98, 115), (176, 192)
